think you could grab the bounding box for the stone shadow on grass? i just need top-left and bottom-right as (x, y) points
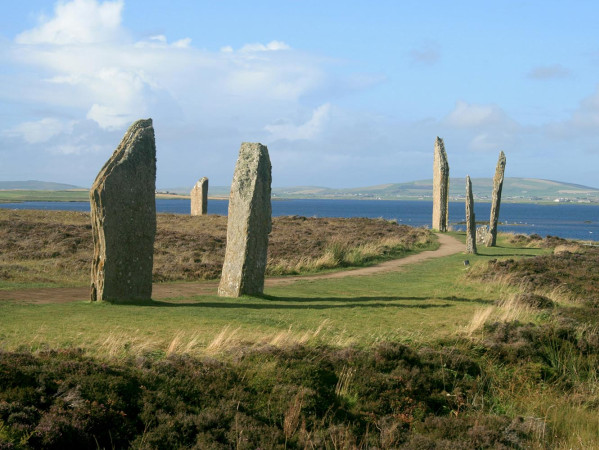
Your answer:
(474, 251), (540, 257)
(144, 295), (492, 309)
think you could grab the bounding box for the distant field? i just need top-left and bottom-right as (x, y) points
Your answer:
(0, 189), (89, 203)
(0, 189), (191, 203)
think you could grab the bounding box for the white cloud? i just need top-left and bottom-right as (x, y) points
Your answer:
(86, 104), (142, 130)
(442, 101), (524, 153)
(1, 0), (459, 187)
(545, 85), (599, 141)
(445, 101), (508, 128)
(239, 41), (291, 52)
(5, 118), (73, 143)
(527, 64), (571, 80)
(50, 142), (106, 155)
(7, 2), (326, 132)
(134, 35), (192, 49)
(172, 38), (191, 49)
(16, 0), (125, 45)
(470, 133), (501, 152)
(573, 86), (599, 128)
(265, 103), (331, 141)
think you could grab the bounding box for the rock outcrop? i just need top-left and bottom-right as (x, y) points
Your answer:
(485, 151), (506, 247)
(218, 143), (272, 297)
(90, 119), (156, 303)
(432, 137), (450, 232)
(190, 177), (208, 216)
(465, 176), (477, 254)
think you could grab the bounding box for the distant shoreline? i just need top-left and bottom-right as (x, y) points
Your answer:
(1, 191), (597, 206)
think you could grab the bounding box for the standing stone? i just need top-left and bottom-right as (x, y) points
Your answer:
(90, 119), (156, 303)
(218, 143), (272, 297)
(190, 177), (209, 216)
(485, 151), (506, 247)
(465, 176), (477, 254)
(432, 137), (450, 232)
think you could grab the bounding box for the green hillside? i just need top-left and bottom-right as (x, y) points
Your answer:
(0, 180), (82, 190)
(2, 178), (598, 203)
(270, 178), (599, 203)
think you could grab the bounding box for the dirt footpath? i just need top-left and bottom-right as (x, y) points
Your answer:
(0, 234), (464, 304)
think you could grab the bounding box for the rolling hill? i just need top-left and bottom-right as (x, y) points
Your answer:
(2, 178), (598, 203)
(265, 178), (599, 202)
(0, 180), (82, 190)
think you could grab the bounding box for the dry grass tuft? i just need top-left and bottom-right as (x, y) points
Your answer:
(553, 243), (584, 254)
(465, 307), (494, 336)
(465, 293), (541, 337)
(205, 325), (241, 354)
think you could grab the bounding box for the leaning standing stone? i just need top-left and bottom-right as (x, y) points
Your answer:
(432, 137), (450, 232)
(465, 176), (477, 254)
(190, 177), (209, 216)
(90, 119), (156, 303)
(218, 143), (272, 297)
(485, 151), (506, 247)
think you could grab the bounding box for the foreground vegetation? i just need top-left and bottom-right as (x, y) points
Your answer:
(0, 209), (433, 289)
(1, 211), (598, 447)
(1, 343), (539, 449)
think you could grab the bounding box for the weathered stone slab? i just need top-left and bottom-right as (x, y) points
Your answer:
(190, 177), (208, 216)
(465, 176), (477, 254)
(218, 143), (272, 297)
(90, 119), (156, 303)
(432, 137), (449, 232)
(485, 151), (506, 247)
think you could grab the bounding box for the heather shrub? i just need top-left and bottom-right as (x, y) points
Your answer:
(475, 248), (599, 305)
(0, 342), (538, 448)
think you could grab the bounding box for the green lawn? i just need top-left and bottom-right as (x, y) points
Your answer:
(0, 233), (547, 358)
(2, 233), (597, 448)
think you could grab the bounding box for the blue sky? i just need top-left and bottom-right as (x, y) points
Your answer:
(1, 0), (598, 189)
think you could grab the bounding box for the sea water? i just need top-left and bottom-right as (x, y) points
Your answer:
(1, 199), (597, 242)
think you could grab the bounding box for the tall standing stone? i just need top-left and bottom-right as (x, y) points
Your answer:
(90, 119), (156, 303)
(485, 151), (506, 247)
(432, 137), (450, 232)
(465, 176), (477, 254)
(190, 177), (209, 216)
(218, 143), (272, 297)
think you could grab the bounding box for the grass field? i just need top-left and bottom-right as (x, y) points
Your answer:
(0, 232), (544, 356)
(1, 221), (598, 447)
(0, 189), (89, 203)
(0, 189), (192, 203)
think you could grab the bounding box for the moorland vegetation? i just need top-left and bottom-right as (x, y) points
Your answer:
(1, 210), (599, 448)
(0, 209), (433, 288)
